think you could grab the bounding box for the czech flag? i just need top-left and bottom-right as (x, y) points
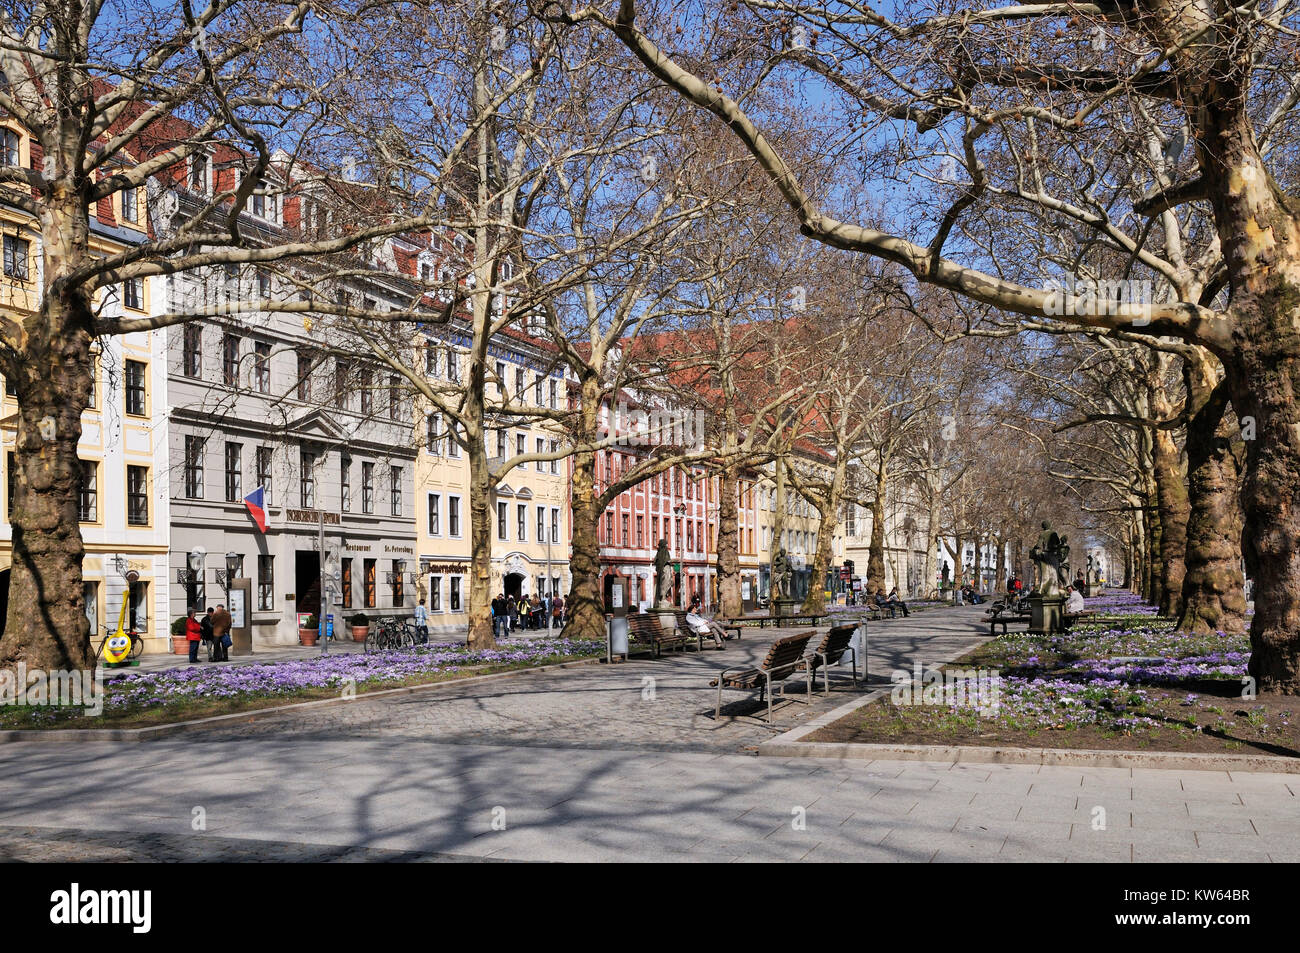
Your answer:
(243, 486), (268, 533)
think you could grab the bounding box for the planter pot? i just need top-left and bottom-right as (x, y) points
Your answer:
(299, 628), (319, 646)
(351, 625), (369, 642)
(172, 636), (189, 655)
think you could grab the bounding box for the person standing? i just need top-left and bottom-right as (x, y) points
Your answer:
(211, 603), (233, 661)
(185, 608), (203, 663)
(414, 598), (429, 644)
(551, 594), (565, 630)
(200, 607), (215, 659)
(491, 593), (507, 640)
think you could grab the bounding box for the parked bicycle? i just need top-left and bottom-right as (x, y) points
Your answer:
(95, 625), (145, 663)
(364, 617), (417, 654)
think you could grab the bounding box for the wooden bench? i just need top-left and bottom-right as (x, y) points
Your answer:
(628, 612), (700, 657)
(983, 602), (1032, 634)
(721, 614), (828, 630)
(673, 611), (739, 646)
(806, 623), (861, 695)
(710, 630), (815, 723)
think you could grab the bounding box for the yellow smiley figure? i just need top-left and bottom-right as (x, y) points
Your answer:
(103, 634), (132, 665)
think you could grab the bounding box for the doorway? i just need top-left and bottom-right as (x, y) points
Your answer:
(504, 572), (524, 600)
(295, 550), (321, 617)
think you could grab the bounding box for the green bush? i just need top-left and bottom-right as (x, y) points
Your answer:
(349, 612), (369, 626)
(171, 616), (189, 636)
(302, 614), (319, 630)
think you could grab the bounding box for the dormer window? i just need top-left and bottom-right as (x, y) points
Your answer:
(1, 129), (19, 166)
(189, 153), (209, 193)
(121, 185), (139, 224)
(251, 181), (265, 218)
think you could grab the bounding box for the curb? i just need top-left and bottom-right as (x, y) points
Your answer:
(759, 676), (1300, 774)
(0, 655), (603, 744)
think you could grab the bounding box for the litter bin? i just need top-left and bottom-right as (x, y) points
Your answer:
(608, 614), (628, 656)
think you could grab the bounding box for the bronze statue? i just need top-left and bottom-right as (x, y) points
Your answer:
(771, 546), (791, 600)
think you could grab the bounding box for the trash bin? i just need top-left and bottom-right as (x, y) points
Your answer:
(608, 614), (628, 656)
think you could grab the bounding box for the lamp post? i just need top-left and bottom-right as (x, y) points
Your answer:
(673, 502), (686, 607)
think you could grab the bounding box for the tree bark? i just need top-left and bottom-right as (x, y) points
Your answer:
(716, 466), (742, 617)
(564, 380), (605, 642)
(1151, 427), (1190, 618)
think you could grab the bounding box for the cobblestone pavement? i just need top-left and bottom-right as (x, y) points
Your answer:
(176, 608), (988, 752)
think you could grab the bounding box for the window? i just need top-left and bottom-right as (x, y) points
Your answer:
(495, 430), (505, 459)
(341, 558), (352, 609)
(390, 375), (404, 421)
(222, 334), (240, 386)
(448, 495), (461, 536)
(255, 446), (273, 505)
(334, 359), (350, 410)
(605, 511), (613, 545)
(183, 324), (202, 378)
(497, 501), (507, 540)
(450, 576), (462, 612)
(1, 128), (20, 165)
(636, 514), (644, 547)
(552, 507), (559, 543)
(124, 360), (146, 415)
(300, 449), (316, 507)
(189, 153), (208, 192)
(360, 368), (373, 414)
(447, 420), (460, 458)
(536, 437), (545, 471)
(78, 459), (97, 522)
(128, 580), (148, 633)
(127, 465), (148, 525)
(123, 277), (143, 310)
(429, 575), (441, 611)
(340, 457), (351, 511)
(253, 342), (270, 393)
(364, 559), (376, 608)
(224, 442), (242, 502)
(427, 413), (442, 455)
(257, 555), (274, 611)
(549, 379), (557, 408)
(3, 235), (28, 279)
(687, 521), (694, 552)
(392, 560), (405, 606)
(446, 348), (458, 381)
(297, 351), (312, 401)
(516, 432), (525, 458)
(183, 436), (204, 499)
(391, 467), (402, 516)
(362, 462), (374, 514)
(122, 186), (139, 224)
(495, 360), (506, 396)
(517, 503), (526, 541)
(251, 181), (266, 219)
(622, 513), (629, 546)
(428, 493), (440, 536)
(537, 506), (545, 542)
(534, 373), (543, 404)
(514, 367), (524, 404)
(426, 344), (438, 377)
(549, 440), (558, 474)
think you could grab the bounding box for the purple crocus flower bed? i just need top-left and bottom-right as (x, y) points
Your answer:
(103, 637), (604, 710)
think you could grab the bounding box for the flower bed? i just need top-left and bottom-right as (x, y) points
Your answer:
(810, 597), (1297, 756)
(0, 637), (606, 730)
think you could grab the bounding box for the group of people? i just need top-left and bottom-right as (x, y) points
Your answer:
(183, 605), (233, 662)
(490, 592), (565, 639)
(873, 587), (911, 617)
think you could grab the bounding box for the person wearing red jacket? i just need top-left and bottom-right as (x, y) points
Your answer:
(186, 608), (203, 663)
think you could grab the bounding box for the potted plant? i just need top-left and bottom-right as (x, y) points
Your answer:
(298, 613), (319, 646)
(170, 616), (190, 655)
(349, 612), (370, 642)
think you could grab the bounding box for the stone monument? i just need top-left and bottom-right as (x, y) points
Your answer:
(653, 539), (677, 631)
(1028, 520), (1067, 634)
(770, 546), (797, 617)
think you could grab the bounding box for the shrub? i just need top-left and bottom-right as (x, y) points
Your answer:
(302, 614), (319, 629)
(349, 612), (369, 626)
(171, 616), (188, 636)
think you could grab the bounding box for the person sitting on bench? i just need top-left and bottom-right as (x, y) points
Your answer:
(873, 592), (899, 618)
(960, 584), (984, 605)
(884, 587), (910, 617)
(685, 596), (727, 648)
(1066, 585), (1085, 614)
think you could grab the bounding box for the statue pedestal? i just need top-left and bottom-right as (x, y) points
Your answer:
(1086, 583), (1102, 598)
(1029, 593), (1066, 635)
(655, 608), (677, 632)
(772, 598), (798, 618)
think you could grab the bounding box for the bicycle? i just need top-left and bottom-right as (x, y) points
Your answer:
(365, 617), (416, 653)
(95, 625), (146, 663)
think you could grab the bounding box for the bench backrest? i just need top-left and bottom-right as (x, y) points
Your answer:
(628, 613), (665, 640)
(813, 625), (857, 667)
(761, 631), (815, 681)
